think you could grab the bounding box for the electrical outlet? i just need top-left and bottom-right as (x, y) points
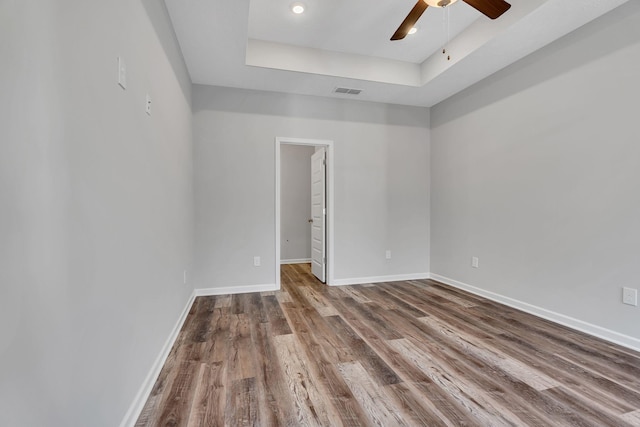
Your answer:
(471, 257), (479, 268)
(622, 287), (638, 306)
(254, 256), (261, 267)
(385, 250), (391, 260)
(145, 94), (152, 116)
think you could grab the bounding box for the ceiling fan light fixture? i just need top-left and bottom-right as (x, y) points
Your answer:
(290, 2), (305, 14)
(423, 0), (460, 8)
(408, 27), (418, 35)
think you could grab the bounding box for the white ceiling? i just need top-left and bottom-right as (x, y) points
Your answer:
(248, 0), (481, 64)
(164, 0), (628, 107)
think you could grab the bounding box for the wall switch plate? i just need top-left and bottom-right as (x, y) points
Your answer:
(254, 256), (261, 267)
(471, 257), (479, 268)
(385, 250), (391, 260)
(117, 57), (127, 89)
(145, 94), (152, 116)
(622, 287), (638, 306)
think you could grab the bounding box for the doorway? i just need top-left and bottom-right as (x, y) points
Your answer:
(275, 137), (334, 288)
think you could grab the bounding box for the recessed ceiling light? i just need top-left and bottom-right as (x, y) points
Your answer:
(290, 2), (305, 14)
(408, 27), (418, 35)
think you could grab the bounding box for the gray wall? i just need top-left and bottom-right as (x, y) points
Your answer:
(0, 1), (194, 425)
(281, 145), (315, 262)
(430, 2), (640, 341)
(193, 86), (430, 288)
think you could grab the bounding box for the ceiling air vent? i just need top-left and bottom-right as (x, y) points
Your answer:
(334, 87), (362, 95)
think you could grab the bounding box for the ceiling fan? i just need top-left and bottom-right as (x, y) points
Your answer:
(391, 0), (511, 41)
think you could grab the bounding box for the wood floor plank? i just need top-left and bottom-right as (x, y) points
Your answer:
(318, 293), (377, 340)
(344, 284), (585, 426)
(336, 361), (409, 426)
(554, 349), (640, 391)
(206, 307), (231, 364)
(136, 264), (640, 426)
(247, 305), (296, 426)
(214, 295), (232, 308)
(382, 281), (507, 337)
(469, 299), (640, 369)
(186, 362), (224, 427)
(226, 377), (259, 426)
(338, 286), (372, 304)
(285, 305), (355, 365)
(262, 295), (293, 336)
(464, 306), (640, 412)
(325, 293), (434, 385)
(230, 293), (246, 315)
(324, 314), (401, 386)
(275, 290), (293, 304)
(620, 409), (640, 425)
(363, 286), (429, 318)
(228, 314), (255, 381)
(543, 386), (636, 427)
(490, 330), (640, 414)
(384, 305), (594, 426)
(412, 380), (483, 427)
(348, 299), (404, 340)
(273, 334), (343, 426)
(155, 360), (200, 427)
(417, 315), (561, 391)
(299, 286), (340, 317)
(384, 382), (451, 427)
(282, 306), (371, 426)
(415, 283), (478, 308)
(390, 338), (525, 426)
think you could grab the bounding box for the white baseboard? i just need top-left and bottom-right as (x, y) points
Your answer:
(195, 283), (279, 296)
(429, 273), (640, 353)
(119, 290), (197, 427)
(330, 273), (430, 287)
(280, 258), (311, 265)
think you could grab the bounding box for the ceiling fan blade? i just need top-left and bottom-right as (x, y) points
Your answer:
(463, 0), (511, 19)
(391, 1), (428, 41)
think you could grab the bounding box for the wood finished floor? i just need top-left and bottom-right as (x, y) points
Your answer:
(136, 264), (640, 426)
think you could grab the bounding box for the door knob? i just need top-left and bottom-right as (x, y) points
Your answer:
(308, 219), (313, 223)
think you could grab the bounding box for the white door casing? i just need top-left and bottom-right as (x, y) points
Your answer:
(275, 137), (333, 288)
(311, 147), (326, 282)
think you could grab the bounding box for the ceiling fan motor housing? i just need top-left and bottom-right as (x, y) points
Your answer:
(424, 0), (458, 7)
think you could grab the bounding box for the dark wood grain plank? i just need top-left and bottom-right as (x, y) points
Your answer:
(326, 293), (434, 385)
(186, 362), (224, 427)
(262, 295), (292, 336)
(283, 306), (370, 426)
(155, 360), (200, 427)
(325, 314), (401, 386)
(384, 382), (450, 427)
(226, 377), (259, 426)
(273, 333), (343, 426)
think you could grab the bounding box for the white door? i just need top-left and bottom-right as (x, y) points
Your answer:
(311, 147), (326, 282)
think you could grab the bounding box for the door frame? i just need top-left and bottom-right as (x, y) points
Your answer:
(275, 137), (334, 288)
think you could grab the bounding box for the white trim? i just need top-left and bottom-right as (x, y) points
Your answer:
(275, 137), (335, 287)
(430, 273), (640, 353)
(330, 273), (430, 287)
(280, 258), (312, 265)
(119, 291), (197, 427)
(195, 283), (279, 296)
